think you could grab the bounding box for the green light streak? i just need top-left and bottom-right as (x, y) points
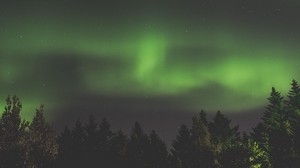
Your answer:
(136, 33), (166, 80)
(1, 14), (300, 115)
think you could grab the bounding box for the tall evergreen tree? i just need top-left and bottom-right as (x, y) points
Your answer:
(251, 122), (266, 146)
(200, 110), (208, 126)
(0, 96), (28, 168)
(220, 138), (270, 168)
(171, 124), (192, 168)
(83, 115), (99, 167)
(172, 113), (215, 168)
(98, 118), (114, 167)
(262, 87), (286, 130)
(126, 122), (150, 168)
(110, 130), (128, 168)
(285, 80), (300, 163)
(190, 113), (214, 167)
(148, 130), (169, 168)
(56, 126), (73, 167)
(26, 105), (59, 168)
(70, 119), (86, 168)
(260, 87), (294, 168)
(209, 111), (240, 154)
(285, 80), (300, 115)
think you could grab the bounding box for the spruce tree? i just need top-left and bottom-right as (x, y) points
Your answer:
(285, 80), (300, 162)
(209, 111), (240, 154)
(251, 122), (266, 146)
(56, 126), (73, 167)
(200, 110), (208, 126)
(190, 113), (214, 167)
(70, 119), (86, 168)
(220, 138), (270, 168)
(260, 87), (294, 168)
(26, 105), (59, 168)
(0, 96), (28, 168)
(110, 130), (128, 168)
(171, 124), (192, 168)
(262, 87), (285, 130)
(148, 130), (169, 168)
(126, 122), (150, 168)
(98, 118), (114, 167)
(285, 79), (300, 116)
(84, 115), (99, 167)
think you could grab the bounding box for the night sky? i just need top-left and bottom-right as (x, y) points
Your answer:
(1, 0), (300, 143)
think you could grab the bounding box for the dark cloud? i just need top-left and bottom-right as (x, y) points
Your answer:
(166, 46), (227, 68)
(1, 54), (82, 94)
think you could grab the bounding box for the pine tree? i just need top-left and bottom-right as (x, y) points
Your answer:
(285, 80), (300, 163)
(247, 139), (270, 168)
(148, 130), (169, 168)
(285, 79), (300, 116)
(56, 126), (73, 167)
(98, 118), (114, 167)
(72, 119), (86, 145)
(262, 87), (286, 130)
(0, 96), (28, 168)
(26, 105), (59, 168)
(70, 119), (86, 168)
(126, 122), (150, 168)
(84, 115), (99, 167)
(110, 130), (128, 168)
(251, 122), (266, 146)
(85, 115), (98, 148)
(191, 113), (211, 147)
(200, 110), (208, 126)
(171, 124), (192, 168)
(260, 87), (294, 168)
(190, 113), (214, 167)
(209, 111), (240, 154)
(220, 138), (270, 168)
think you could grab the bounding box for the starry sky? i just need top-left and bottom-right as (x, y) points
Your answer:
(1, 0), (300, 141)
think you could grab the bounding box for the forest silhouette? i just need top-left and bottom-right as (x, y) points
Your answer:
(1, 80), (300, 168)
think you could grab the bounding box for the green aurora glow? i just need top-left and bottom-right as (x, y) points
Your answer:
(1, 0), (300, 121)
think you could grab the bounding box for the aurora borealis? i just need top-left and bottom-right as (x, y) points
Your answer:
(1, 0), (300, 139)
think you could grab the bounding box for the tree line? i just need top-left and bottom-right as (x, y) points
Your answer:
(1, 80), (300, 167)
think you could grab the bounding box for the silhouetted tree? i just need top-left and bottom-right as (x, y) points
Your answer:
(251, 122), (266, 146)
(200, 110), (208, 126)
(83, 115), (99, 167)
(285, 80), (300, 116)
(171, 113), (215, 168)
(148, 130), (169, 168)
(209, 110), (240, 166)
(126, 122), (150, 168)
(220, 138), (270, 168)
(5, 82), (300, 168)
(285, 80), (300, 163)
(56, 126), (73, 167)
(210, 111), (240, 147)
(262, 87), (286, 130)
(26, 105), (58, 168)
(110, 130), (128, 168)
(70, 119), (86, 168)
(0, 96), (28, 168)
(219, 140), (248, 168)
(190, 113), (214, 167)
(98, 118), (114, 167)
(259, 87), (294, 168)
(171, 124), (192, 168)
